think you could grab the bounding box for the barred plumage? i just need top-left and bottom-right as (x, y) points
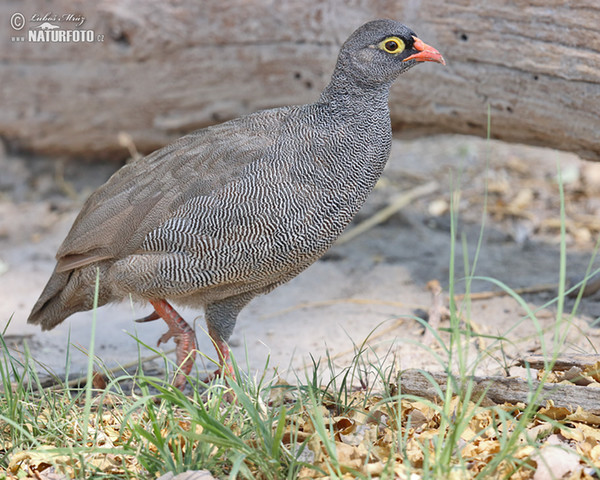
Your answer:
(28, 20), (445, 388)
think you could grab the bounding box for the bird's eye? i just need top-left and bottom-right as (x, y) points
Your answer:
(379, 36), (405, 54)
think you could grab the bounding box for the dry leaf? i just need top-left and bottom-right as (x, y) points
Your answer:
(583, 362), (600, 383)
(532, 435), (582, 480)
(561, 423), (600, 443)
(538, 401), (572, 421)
(566, 407), (600, 426)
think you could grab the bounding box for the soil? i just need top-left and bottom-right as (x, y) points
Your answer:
(1, 134), (600, 386)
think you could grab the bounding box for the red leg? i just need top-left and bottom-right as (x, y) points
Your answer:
(203, 336), (234, 382)
(148, 299), (197, 390)
(202, 294), (253, 383)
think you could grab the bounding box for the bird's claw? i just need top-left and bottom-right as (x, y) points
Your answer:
(157, 329), (175, 347)
(135, 311), (160, 323)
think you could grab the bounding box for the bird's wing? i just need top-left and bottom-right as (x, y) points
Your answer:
(55, 109), (289, 272)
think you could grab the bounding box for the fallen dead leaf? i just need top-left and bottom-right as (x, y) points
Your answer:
(532, 435), (582, 480)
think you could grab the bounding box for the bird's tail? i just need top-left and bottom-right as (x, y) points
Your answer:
(28, 264), (111, 330)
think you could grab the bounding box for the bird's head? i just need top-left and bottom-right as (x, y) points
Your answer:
(336, 19), (445, 88)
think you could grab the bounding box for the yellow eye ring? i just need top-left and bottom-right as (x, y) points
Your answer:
(379, 36), (405, 54)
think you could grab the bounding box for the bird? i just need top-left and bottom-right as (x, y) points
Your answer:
(28, 19), (445, 389)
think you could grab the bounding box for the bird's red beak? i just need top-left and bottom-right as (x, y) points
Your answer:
(404, 36), (446, 65)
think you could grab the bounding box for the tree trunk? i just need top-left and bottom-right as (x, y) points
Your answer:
(2, 0), (599, 161)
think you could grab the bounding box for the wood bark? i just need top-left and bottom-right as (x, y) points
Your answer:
(400, 369), (600, 415)
(517, 354), (600, 372)
(2, 1), (599, 161)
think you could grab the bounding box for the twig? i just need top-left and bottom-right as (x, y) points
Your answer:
(336, 181), (439, 245)
(118, 131), (142, 162)
(54, 160), (79, 200)
(424, 280), (486, 350)
(422, 279), (446, 345)
(454, 283), (557, 302)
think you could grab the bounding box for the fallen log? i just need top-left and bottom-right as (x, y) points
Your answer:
(399, 368), (600, 415)
(2, 1), (599, 161)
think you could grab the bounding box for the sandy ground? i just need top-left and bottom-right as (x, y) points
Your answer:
(1, 134), (600, 386)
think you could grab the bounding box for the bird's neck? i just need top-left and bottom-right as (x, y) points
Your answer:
(317, 70), (391, 113)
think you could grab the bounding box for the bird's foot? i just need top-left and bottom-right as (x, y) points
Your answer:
(148, 299), (198, 390)
(202, 337), (233, 383)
